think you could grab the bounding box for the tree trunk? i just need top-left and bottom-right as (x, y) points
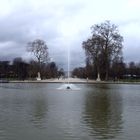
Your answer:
(105, 55), (109, 81)
(105, 68), (108, 81)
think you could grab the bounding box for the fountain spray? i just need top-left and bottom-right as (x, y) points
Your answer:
(67, 45), (70, 89)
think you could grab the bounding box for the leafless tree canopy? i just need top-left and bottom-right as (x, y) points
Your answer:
(27, 39), (49, 64)
(82, 21), (123, 80)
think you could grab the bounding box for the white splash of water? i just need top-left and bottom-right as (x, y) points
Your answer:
(57, 84), (80, 90)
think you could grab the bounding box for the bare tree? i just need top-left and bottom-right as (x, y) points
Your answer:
(83, 21), (123, 80)
(27, 39), (49, 78)
(27, 39), (49, 64)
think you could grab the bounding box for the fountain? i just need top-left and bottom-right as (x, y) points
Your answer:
(57, 83), (80, 90)
(67, 44), (70, 89)
(57, 45), (80, 90)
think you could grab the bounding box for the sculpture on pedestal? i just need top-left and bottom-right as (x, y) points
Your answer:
(96, 73), (101, 81)
(36, 72), (41, 81)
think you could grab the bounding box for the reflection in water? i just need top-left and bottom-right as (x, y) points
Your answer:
(83, 84), (123, 139)
(0, 83), (47, 90)
(29, 94), (47, 129)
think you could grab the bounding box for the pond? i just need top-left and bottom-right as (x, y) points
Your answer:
(0, 83), (140, 140)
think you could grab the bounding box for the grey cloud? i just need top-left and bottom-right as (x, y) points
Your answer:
(0, 9), (59, 43)
(0, 41), (25, 60)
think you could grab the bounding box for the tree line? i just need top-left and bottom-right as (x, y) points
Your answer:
(1, 21), (139, 81)
(0, 58), (65, 80)
(72, 61), (140, 81)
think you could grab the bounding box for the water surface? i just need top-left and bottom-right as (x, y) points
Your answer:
(0, 83), (140, 140)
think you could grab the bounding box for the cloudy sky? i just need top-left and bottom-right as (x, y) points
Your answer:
(0, 0), (140, 69)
